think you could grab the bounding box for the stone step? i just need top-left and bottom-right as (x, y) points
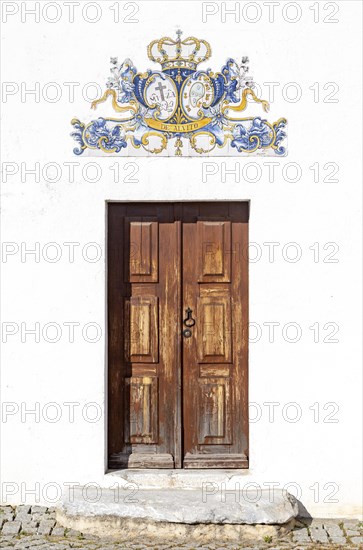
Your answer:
(107, 468), (255, 489)
(57, 486), (298, 542)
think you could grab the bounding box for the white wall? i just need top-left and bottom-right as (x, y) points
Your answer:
(1, 0), (362, 518)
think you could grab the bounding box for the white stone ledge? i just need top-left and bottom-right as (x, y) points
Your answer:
(58, 487), (298, 528)
(106, 468), (252, 489)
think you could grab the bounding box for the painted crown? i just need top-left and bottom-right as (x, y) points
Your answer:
(147, 30), (211, 71)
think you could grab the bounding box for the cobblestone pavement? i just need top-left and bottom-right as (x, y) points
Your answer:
(1, 506), (362, 549)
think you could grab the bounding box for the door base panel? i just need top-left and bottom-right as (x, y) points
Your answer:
(183, 453), (248, 469)
(109, 453), (175, 469)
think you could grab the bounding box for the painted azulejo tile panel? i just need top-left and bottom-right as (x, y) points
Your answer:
(71, 30), (287, 157)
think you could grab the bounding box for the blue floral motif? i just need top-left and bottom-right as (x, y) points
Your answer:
(131, 108), (152, 146)
(272, 119), (287, 155)
(71, 120), (86, 156)
(118, 60), (137, 103)
(221, 58), (240, 103)
(204, 106), (230, 145)
(231, 117), (274, 152)
(83, 118), (127, 153)
(108, 59), (137, 104)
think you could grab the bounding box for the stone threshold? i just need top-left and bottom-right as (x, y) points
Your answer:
(106, 468), (252, 489)
(57, 486), (298, 541)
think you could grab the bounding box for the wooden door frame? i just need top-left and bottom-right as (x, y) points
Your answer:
(106, 200), (250, 470)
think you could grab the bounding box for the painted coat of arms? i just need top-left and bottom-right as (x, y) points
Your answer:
(71, 31), (287, 157)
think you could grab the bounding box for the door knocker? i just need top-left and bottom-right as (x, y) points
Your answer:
(183, 307), (195, 338)
(183, 307), (195, 327)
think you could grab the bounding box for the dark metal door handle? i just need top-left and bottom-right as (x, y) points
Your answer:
(183, 307), (195, 327)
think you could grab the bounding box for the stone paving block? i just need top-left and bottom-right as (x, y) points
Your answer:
(22, 517), (39, 526)
(14, 515), (32, 524)
(21, 521), (40, 534)
(37, 518), (56, 535)
(324, 522), (346, 542)
(309, 519), (324, 527)
(292, 528), (311, 543)
(350, 536), (363, 544)
(16, 505), (31, 514)
(13, 508), (30, 516)
(344, 520), (361, 527)
(1, 514), (15, 523)
(309, 524), (329, 543)
(51, 526), (66, 536)
(324, 522), (344, 534)
(1, 521), (21, 535)
(30, 506), (48, 514)
(30, 513), (44, 521)
(346, 529), (361, 537)
(14, 513), (31, 522)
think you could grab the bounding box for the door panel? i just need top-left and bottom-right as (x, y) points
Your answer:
(124, 376), (158, 444)
(197, 377), (231, 445)
(196, 294), (232, 363)
(182, 203), (248, 468)
(108, 202), (248, 469)
(124, 295), (159, 363)
(126, 219), (158, 282)
(108, 203), (181, 468)
(197, 220), (231, 282)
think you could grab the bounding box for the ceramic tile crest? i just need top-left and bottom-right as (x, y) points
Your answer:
(71, 30), (287, 157)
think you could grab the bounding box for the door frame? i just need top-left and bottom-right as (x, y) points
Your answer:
(106, 200), (250, 470)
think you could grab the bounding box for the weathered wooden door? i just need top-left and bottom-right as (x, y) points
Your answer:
(108, 202), (248, 469)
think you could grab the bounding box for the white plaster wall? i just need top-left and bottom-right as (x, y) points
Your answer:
(1, 0), (362, 518)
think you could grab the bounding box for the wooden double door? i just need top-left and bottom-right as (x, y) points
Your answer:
(108, 202), (249, 469)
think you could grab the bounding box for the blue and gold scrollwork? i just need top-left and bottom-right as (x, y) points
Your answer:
(71, 31), (287, 157)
